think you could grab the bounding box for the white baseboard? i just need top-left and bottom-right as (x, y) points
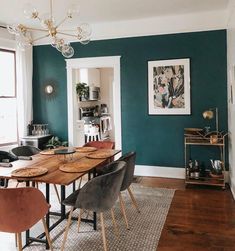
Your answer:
(134, 165), (185, 179)
(134, 165), (230, 185)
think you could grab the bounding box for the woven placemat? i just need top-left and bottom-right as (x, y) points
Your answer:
(40, 149), (55, 155)
(76, 147), (97, 153)
(59, 162), (91, 173)
(87, 150), (114, 159)
(11, 167), (48, 178)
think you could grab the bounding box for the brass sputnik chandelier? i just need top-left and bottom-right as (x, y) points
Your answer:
(7, 0), (92, 58)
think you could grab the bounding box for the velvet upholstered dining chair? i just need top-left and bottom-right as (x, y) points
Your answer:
(61, 161), (126, 251)
(118, 152), (140, 229)
(0, 187), (53, 251)
(10, 145), (61, 203)
(0, 150), (18, 188)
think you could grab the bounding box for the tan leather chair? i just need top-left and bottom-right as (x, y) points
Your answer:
(0, 187), (53, 251)
(84, 140), (115, 150)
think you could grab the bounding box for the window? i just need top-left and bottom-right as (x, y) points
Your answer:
(0, 49), (17, 145)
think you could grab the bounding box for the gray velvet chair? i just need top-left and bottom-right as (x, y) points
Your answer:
(118, 152), (140, 229)
(61, 161), (126, 251)
(10, 146), (40, 159)
(0, 151), (18, 188)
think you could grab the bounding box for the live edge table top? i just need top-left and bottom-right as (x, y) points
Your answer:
(0, 149), (121, 186)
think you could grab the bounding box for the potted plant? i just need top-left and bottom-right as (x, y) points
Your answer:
(46, 136), (68, 149)
(75, 82), (89, 101)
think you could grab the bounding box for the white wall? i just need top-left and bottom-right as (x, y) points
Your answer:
(227, 1), (235, 199)
(100, 68), (114, 140)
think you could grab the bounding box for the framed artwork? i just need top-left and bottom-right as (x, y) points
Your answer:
(148, 58), (191, 115)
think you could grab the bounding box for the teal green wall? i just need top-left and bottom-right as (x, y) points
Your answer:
(33, 30), (227, 167)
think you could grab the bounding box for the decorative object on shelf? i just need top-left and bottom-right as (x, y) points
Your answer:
(210, 159), (223, 175)
(7, 0), (92, 58)
(46, 136), (68, 149)
(202, 107), (219, 135)
(75, 82), (89, 101)
(148, 58), (190, 115)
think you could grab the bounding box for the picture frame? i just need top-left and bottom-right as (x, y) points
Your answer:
(148, 58), (191, 115)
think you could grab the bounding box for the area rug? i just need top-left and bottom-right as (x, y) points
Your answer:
(24, 184), (174, 251)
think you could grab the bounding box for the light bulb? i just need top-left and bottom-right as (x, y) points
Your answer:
(67, 3), (79, 18)
(40, 13), (54, 28)
(77, 23), (92, 38)
(16, 34), (32, 51)
(7, 24), (20, 35)
(61, 44), (74, 58)
(80, 38), (91, 45)
(55, 39), (65, 52)
(23, 3), (38, 19)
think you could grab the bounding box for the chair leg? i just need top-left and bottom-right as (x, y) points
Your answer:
(78, 177), (83, 189)
(127, 186), (140, 213)
(17, 232), (22, 251)
(77, 209), (83, 232)
(100, 212), (108, 251)
(110, 208), (119, 237)
(61, 207), (74, 251)
(119, 193), (129, 230)
(42, 217), (53, 251)
(15, 233), (17, 247)
(53, 184), (61, 204)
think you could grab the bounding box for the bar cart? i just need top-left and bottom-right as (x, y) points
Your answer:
(184, 128), (227, 189)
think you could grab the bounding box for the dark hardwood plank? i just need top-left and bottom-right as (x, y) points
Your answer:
(138, 177), (235, 251)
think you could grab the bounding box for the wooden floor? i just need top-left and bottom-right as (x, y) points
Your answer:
(138, 177), (235, 251)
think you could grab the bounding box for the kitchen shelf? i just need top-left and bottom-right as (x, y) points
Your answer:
(184, 130), (227, 189)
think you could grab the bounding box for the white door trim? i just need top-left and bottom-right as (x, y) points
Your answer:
(66, 56), (122, 149)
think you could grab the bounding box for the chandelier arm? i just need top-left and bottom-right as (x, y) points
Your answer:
(31, 34), (50, 43)
(57, 31), (77, 38)
(25, 27), (48, 32)
(55, 17), (69, 29)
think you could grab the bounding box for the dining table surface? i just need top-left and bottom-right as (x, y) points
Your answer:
(0, 148), (121, 185)
(0, 147), (121, 249)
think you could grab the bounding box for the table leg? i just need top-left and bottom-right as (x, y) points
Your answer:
(61, 185), (66, 219)
(73, 181), (76, 192)
(26, 181), (30, 246)
(46, 183), (50, 250)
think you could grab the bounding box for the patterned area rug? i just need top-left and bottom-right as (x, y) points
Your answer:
(24, 184), (174, 251)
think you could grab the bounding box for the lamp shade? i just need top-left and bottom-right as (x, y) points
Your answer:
(202, 110), (214, 119)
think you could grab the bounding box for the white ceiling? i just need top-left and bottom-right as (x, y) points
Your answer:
(0, 0), (230, 28)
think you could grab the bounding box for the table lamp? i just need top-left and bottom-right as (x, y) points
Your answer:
(202, 107), (219, 135)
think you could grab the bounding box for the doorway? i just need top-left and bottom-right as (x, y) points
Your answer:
(66, 56), (122, 149)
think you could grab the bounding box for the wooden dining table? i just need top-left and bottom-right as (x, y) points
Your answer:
(0, 148), (121, 249)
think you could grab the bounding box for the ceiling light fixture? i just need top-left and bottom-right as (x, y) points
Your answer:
(7, 0), (92, 58)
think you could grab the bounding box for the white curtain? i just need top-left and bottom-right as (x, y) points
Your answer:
(16, 47), (33, 138)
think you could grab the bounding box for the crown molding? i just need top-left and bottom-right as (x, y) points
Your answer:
(33, 9), (228, 46)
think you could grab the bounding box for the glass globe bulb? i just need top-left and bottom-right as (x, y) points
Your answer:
(23, 3), (38, 19)
(40, 13), (55, 28)
(55, 39), (65, 52)
(77, 23), (92, 38)
(61, 44), (74, 58)
(80, 38), (91, 45)
(67, 3), (79, 18)
(16, 34), (32, 51)
(7, 24), (20, 35)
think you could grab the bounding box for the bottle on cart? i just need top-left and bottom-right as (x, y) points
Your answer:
(188, 159), (194, 179)
(194, 160), (200, 179)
